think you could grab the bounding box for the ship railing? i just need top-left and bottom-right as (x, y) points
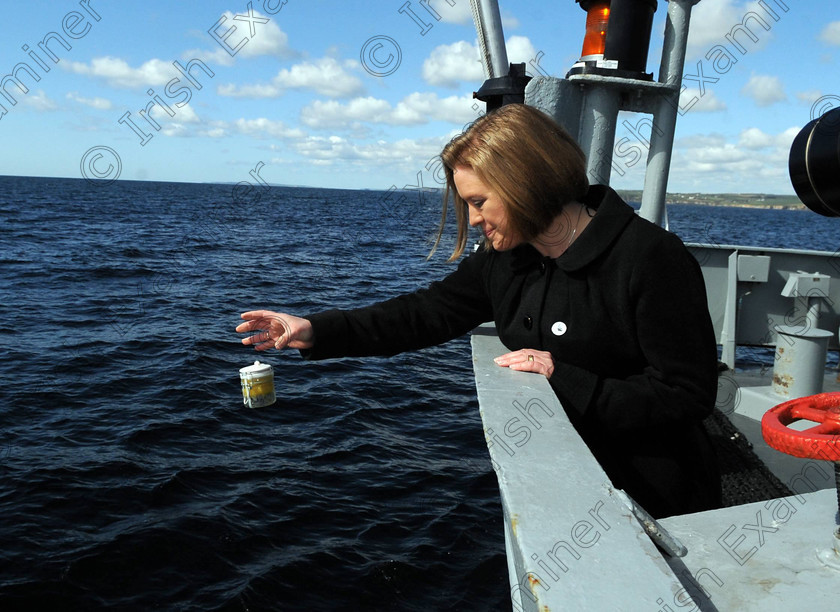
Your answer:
(471, 321), (840, 610)
(470, 323), (692, 610)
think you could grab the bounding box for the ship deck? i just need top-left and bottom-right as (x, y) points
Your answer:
(720, 363), (840, 497)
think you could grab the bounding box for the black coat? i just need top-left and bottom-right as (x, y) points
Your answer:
(304, 185), (721, 518)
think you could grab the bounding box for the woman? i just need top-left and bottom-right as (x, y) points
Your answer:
(236, 104), (721, 518)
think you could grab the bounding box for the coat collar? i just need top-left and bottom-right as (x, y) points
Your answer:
(505, 185), (636, 273)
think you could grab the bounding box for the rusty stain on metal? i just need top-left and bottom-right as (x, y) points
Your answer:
(773, 373), (792, 388)
(528, 574), (543, 601)
(526, 575), (552, 611)
(511, 513), (519, 537)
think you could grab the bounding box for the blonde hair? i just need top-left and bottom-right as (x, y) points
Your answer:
(432, 104), (588, 261)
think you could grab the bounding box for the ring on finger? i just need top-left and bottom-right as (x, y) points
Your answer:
(527, 354), (534, 362)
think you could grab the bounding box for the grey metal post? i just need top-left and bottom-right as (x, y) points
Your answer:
(470, 0), (509, 79)
(720, 250), (738, 369)
(579, 86), (620, 185)
(639, 0), (701, 226)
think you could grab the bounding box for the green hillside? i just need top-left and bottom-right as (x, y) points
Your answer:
(617, 190), (805, 209)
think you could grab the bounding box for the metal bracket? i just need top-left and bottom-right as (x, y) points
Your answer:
(614, 489), (688, 557)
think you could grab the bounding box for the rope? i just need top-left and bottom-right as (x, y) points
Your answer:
(835, 462), (840, 517)
(470, 0), (493, 79)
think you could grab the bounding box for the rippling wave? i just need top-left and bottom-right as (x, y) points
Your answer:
(0, 176), (509, 610)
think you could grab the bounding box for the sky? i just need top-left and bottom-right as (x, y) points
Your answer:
(0, 0), (837, 195)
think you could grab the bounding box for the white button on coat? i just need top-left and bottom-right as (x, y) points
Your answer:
(551, 321), (567, 336)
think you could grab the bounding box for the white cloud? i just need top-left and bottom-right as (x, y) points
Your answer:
(686, 0), (779, 59)
(795, 90), (823, 105)
(436, 1), (474, 25)
(687, 143), (750, 166)
(21, 90), (57, 111)
(422, 41), (483, 87)
(506, 35), (540, 66)
(737, 127), (774, 149)
(217, 83), (281, 98)
(115, 103), (203, 139)
(393, 92), (477, 124)
(117, 114), (302, 141)
(185, 10), (295, 66)
(432, 1), (518, 29)
(422, 35), (538, 87)
(670, 126), (799, 192)
(675, 140), (758, 180)
(64, 56), (175, 88)
(197, 121), (228, 139)
(686, 0), (742, 57)
(273, 58), (362, 97)
(300, 92), (478, 128)
(741, 74), (785, 106)
(232, 117), (306, 139)
(776, 127), (800, 149)
(299, 97), (392, 127)
(680, 87), (727, 112)
(159, 124), (188, 138)
(151, 102), (199, 124)
(674, 127), (799, 159)
(218, 57), (363, 98)
(501, 12), (521, 30)
(819, 21), (840, 46)
(292, 134), (448, 169)
(66, 91), (112, 110)
(676, 134), (728, 149)
(64, 10), (292, 90)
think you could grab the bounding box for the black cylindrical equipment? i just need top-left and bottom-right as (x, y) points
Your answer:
(571, 0), (658, 80)
(789, 107), (840, 217)
(602, 0), (657, 74)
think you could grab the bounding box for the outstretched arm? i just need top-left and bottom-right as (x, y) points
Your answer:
(302, 249), (493, 360)
(236, 250), (493, 360)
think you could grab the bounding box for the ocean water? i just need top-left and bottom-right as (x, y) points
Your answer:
(0, 175), (837, 610)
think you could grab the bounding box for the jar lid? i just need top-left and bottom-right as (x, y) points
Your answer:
(239, 360), (273, 375)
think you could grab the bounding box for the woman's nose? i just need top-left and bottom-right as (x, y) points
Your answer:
(468, 206), (481, 226)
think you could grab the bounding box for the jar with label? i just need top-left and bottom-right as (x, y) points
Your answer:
(239, 361), (276, 408)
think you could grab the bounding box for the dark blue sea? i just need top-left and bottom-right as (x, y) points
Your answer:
(1, 175), (838, 610)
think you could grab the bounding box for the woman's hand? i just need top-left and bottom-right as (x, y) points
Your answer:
(236, 310), (314, 351)
(494, 349), (555, 379)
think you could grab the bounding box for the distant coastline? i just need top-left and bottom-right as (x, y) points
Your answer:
(617, 190), (805, 210)
(0, 175), (809, 209)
